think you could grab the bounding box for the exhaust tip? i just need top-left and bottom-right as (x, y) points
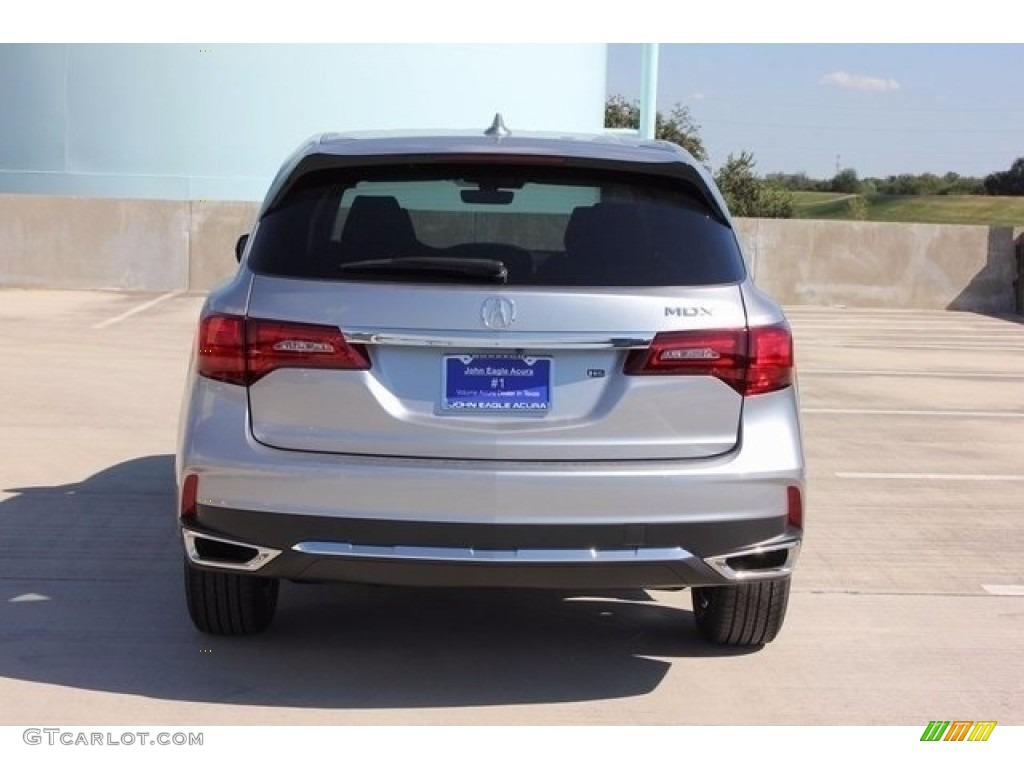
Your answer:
(183, 530), (281, 572)
(725, 549), (789, 572)
(704, 539), (800, 581)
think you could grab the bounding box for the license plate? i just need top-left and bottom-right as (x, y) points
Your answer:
(442, 355), (551, 414)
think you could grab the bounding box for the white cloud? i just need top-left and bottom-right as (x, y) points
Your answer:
(690, 92), (706, 100)
(820, 71), (901, 93)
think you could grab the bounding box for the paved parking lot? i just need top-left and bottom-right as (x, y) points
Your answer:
(0, 289), (1021, 725)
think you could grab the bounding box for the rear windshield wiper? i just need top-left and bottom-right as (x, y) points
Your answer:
(338, 257), (509, 284)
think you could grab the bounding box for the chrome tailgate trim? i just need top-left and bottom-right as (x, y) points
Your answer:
(343, 329), (653, 349)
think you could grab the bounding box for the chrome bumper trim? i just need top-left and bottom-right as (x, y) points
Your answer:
(293, 541), (694, 564)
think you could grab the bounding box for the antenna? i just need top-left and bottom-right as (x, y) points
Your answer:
(484, 113), (510, 139)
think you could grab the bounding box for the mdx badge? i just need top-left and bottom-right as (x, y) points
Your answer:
(481, 296), (516, 329)
(665, 306), (712, 317)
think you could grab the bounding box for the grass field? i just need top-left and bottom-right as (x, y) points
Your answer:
(791, 191), (1024, 226)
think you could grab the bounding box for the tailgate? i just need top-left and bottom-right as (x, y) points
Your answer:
(246, 276), (746, 461)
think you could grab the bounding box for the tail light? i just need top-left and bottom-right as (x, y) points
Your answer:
(197, 314), (370, 386)
(196, 315), (247, 384)
(180, 473), (198, 520)
(624, 323), (793, 396)
(747, 324), (794, 395)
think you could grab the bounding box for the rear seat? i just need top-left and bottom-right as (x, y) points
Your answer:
(338, 196), (422, 262)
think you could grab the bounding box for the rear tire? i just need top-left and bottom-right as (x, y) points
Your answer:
(691, 577), (790, 646)
(184, 558), (279, 635)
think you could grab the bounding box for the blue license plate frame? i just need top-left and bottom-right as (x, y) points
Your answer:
(441, 355), (551, 414)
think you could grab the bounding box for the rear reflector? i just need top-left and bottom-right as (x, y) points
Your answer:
(197, 314), (370, 386)
(787, 486), (803, 530)
(180, 473), (198, 520)
(624, 323), (793, 396)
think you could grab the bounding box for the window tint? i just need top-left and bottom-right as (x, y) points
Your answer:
(248, 165), (746, 287)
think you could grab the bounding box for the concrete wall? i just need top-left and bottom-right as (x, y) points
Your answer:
(735, 218), (1020, 313)
(1015, 227), (1024, 314)
(0, 195), (255, 291)
(0, 196), (191, 291)
(0, 194), (1021, 314)
(187, 201), (259, 292)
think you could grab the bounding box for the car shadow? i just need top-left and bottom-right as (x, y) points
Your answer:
(0, 455), (758, 714)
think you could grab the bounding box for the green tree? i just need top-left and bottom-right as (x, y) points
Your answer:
(715, 152), (762, 216)
(944, 175), (985, 195)
(830, 167), (861, 194)
(765, 172), (818, 191)
(984, 157), (1024, 196)
(604, 95), (708, 163)
(914, 173), (945, 196)
(714, 151), (794, 219)
(877, 171), (985, 196)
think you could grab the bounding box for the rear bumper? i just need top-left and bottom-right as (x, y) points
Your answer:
(177, 378), (804, 589)
(182, 506), (800, 587)
(184, 540), (709, 590)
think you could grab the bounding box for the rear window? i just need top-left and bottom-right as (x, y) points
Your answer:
(247, 164), (746, 287)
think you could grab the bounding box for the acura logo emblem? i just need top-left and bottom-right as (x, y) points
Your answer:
(480, 296), (516, 330)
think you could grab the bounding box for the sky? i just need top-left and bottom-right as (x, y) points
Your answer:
(606, 44), (1024, 180)
(8, 2), (1022, 183)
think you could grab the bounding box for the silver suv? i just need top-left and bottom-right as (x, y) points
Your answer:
(177, 118), (805, 646)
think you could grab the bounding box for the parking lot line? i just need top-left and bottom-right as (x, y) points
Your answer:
(805, 408), (1024, 418)
(91, 291), (182, 329)
(800, 370), (1024, 379)
(807, 342), (1024, 351)
(791, 322), (1021, 329)
(836, 472), (1024, 481)
(981, 585), (1024, 596)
